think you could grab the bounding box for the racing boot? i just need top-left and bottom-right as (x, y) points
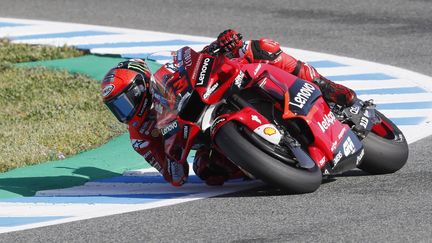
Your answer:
(193, 148), (246, 186)
(313, 77), (357, 107)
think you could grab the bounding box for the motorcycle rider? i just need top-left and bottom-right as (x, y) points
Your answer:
(203, 29), (356, 106)
(101, 59), (242, 186)
(100, 30), (357, 187)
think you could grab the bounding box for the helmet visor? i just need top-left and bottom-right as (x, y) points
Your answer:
(106, 93), (136, 123)
(105, 74), (147, 123)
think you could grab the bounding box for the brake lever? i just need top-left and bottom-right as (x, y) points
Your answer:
(208, 43), (222, 56)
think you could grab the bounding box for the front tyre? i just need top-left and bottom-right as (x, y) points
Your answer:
(215, 122), (322, 193)
(358, 111), (409, 174)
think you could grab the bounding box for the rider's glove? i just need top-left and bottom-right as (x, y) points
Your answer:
(166, 156), (189, 186)
(217, 29), (243, 54)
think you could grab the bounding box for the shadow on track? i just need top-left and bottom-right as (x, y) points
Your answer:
(0, 167), (120, 197)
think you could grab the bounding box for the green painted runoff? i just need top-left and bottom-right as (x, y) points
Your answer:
(0, 55), (162, 198)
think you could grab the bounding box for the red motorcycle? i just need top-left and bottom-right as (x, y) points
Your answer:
(150, 46), (408, 193)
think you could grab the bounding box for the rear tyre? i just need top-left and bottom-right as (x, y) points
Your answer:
(358, 111), (409, 174)
(215, 122), (322, 193)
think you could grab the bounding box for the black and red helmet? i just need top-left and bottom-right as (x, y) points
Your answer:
(101, 59), (151, 124)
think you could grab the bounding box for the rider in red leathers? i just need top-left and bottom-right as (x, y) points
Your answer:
(203, 29), (356, 106)
(101, 59), (239, 186)
(100, 30), (357, 187)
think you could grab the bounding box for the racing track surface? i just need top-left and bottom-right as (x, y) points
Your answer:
(1, 0), (431, 241)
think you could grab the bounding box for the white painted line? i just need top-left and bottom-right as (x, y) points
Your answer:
(357, 93), (432, 103)
(0, 181), (263, 234)
(336, 79), (418, 90)
(378, 109), (432, 118)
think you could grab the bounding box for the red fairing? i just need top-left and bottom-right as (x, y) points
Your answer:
(304, 99), (350, 163)
(232, 61), (348, 167)
(194, 53), (242, 105)
(210, 107), (272, 139)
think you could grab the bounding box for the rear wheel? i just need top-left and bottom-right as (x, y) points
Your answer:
(215, 121), (322, 193)
(358, 111), (409, 174)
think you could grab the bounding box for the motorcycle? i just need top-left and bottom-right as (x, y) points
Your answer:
(149, 46), (409, 193)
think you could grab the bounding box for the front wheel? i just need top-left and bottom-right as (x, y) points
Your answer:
(215, 122), (322, 193)
(358, 111), (409, 174)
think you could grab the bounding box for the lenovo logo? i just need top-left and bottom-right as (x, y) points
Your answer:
(289, 82), (316, 109)
(196, 57), (213, 86)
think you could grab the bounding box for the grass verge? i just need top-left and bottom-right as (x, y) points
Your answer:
(0, 38), (83, 63)
(0, 39), (126, 172)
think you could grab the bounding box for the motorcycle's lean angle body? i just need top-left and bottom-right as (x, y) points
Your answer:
(150, 46), (408, 193)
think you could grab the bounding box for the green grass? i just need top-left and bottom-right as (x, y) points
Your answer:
(0, 39), (126, 172)
(0, 39), (83, 63)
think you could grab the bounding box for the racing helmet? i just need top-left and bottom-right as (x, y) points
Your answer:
(101, 59), (151, 123)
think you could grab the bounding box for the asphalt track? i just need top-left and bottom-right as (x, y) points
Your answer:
(1, 0), (432, 242)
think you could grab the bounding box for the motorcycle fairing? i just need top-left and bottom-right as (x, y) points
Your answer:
(287, 79), (321, 116)
(195, 54), (242, 104)
(330, 129), (364, 173)
(243, 65), (363, 169)
(195, 56), (214, 88)
(152, 47), (198, 115)
(210, 106), (283, 145)
(300, 97), (363, 168)
(241, 64), (320, 116)
(170, 47), (244, 106)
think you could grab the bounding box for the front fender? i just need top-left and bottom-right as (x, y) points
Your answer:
(210, 106), (282, 145)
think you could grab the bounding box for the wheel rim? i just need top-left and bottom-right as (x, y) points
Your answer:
(371, 113), (404, 142)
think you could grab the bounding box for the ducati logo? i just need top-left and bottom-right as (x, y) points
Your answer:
(102, 84), (115, 97)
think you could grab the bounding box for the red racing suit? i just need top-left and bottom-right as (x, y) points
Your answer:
(237, 38), (323, 82)
(127, 108), (183, 185)
(127, 38), (333, 187)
